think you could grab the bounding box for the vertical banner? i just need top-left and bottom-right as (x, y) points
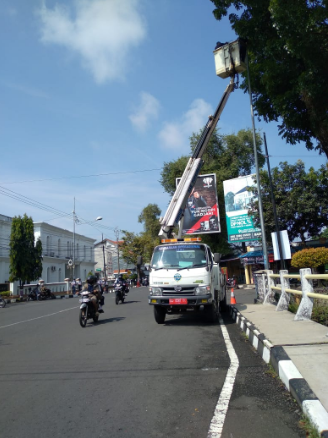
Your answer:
(223, 174), (261, 242)
(176, 173), (220, 235)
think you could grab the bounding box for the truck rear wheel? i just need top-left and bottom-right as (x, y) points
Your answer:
(154, 306), (166, 324)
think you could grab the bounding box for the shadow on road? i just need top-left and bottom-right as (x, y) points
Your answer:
(163, 313), (217, 327)
(87, 316), (125, 327)
(119, 300), (140, 305)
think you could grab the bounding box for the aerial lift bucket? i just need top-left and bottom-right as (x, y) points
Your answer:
(213, 38), (247, 79)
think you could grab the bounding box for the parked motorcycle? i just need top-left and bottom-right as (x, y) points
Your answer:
(115, 283), (128, 304)
(0, 296), (7, 308)
(227, 277), (239, 289)
(38, 288), (56, 300)
(79, 291), (99, 327)
(27, 287), (39, 301)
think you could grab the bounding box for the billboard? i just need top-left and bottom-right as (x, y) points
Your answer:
(176, 173), (220, 235)
(223, 174), (261, 242)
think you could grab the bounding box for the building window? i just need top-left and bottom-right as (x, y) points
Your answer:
(67, 241), (70, 258)
(58, 239), (61, 257)
(76, 243), (79, 261)
(84, 245), (86, 260)
(46, 236), (50, 255)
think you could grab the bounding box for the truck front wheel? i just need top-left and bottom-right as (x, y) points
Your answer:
(206, 301), (219, 324)
(154, 306), (166, 324)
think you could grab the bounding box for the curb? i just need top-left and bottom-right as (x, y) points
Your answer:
(230, 305), (328, 437)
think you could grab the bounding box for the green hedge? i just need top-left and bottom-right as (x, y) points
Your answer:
(0, 291), (10, 297)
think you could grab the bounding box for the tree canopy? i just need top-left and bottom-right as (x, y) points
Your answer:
(160, 128), (265, 253)
(121, 203), (162, 267)
(138, 203), (161, 240)
(9, 214), (43, 284)
(210, 0), (328, 157)
(248, 160), (328, 245)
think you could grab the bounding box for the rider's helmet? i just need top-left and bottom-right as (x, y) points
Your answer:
(87, 275), (97, 285)
(118, 274), (123, 281)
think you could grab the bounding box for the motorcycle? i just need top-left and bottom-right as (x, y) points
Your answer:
(27, 287), (39, 301)
(0, 296), (7, 308)
(38, 288), (56, 300)
(115, 283), (128, 305)
(227, 277), (239, 289)
(79, 291), (99, 327)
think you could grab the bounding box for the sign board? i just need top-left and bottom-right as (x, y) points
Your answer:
(96, 268), (102, 272)
(176, 173), (220, 235)
(223, 174), (261, 242)
(271, 230), (291, 260)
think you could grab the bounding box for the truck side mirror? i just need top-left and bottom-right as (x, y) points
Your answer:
(214, 253), (221, 263)
(137, 256), (143, 266)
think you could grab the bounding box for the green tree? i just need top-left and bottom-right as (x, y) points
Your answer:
(248, 160), (328, 245)
(160, 128), (264, 253)
(9, 214), (43, 285)
(211, 0), (328, 156)
(120, 231), (155, 280)
(138, 204), (162, 240)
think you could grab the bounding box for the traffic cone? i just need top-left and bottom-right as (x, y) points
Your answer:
(230, 288), (237, 305)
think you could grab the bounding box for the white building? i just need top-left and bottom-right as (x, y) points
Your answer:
(94, 238), (134, 278)
(0, 214), (96, 284)
(34, 222), (96, 282)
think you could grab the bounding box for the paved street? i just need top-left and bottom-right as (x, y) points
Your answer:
(0, 287), (304, 437)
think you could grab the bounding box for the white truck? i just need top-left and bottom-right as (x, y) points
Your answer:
(148, 39), (246, 324)
(148, 238), (226, 323)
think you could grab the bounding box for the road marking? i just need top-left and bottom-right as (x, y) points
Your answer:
(207, 317), (239, 438)
(0, 306), (79, 329)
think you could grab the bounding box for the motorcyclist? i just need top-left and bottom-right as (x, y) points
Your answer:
(85, 276), (104, 315)
(115, 274), (127, 291)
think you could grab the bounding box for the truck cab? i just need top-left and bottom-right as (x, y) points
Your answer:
(148, 238), (226, 324)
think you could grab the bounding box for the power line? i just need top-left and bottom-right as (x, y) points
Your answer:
(0, 168), (163, 185)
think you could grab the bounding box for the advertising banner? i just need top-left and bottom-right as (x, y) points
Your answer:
(223, 174), (261, 242)
(176, 173), (220, 235)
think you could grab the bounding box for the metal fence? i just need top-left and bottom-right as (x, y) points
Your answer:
(255, 268), (328, 321)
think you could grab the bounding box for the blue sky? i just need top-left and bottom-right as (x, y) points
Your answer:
(0, 0), (325, 242)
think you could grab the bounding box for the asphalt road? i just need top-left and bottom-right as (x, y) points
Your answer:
(0, 288), (305, 438)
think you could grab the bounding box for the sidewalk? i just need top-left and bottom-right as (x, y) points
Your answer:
(229, 286), (328, 437)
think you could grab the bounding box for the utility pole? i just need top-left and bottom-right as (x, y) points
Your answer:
(115, 228), (120, 276)
(102, 241), (107, 278)
(263, 133), (286, 270)
(246, 55), (269, 270)
(73, 198), (76, 280)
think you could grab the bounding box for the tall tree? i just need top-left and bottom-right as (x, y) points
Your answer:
(160, 128), (264, 253)
(248, 160), (328, 245)
(9, 215), (43, 285)
(211, 0), (328, 156)
(138, 204), (162, 240)
(120, 231), (155, 279)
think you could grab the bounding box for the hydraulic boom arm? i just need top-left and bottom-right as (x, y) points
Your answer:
(159, 76), (235, 238)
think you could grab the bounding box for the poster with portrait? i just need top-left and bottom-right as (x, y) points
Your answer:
(176, 173), (220, 235)
(223, 174), (261, 242)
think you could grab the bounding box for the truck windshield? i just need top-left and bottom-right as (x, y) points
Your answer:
(151, 244), (207, 270)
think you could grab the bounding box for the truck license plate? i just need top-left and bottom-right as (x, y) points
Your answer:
(169, 298), (188, 305)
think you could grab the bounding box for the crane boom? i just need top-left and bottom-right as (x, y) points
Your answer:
(159, 76), (235, 238)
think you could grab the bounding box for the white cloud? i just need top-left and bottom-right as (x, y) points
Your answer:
(158, 99), (213, 152)
(129, 92), (160, 132)
(36, 0), (147, 84)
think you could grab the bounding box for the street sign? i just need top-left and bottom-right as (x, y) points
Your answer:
(96, 268), (102, 272)
(68, 259), (73, 266)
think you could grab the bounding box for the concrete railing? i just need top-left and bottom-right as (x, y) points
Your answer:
(20, 282), (70, 295)
(256, 268), (328, 321)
